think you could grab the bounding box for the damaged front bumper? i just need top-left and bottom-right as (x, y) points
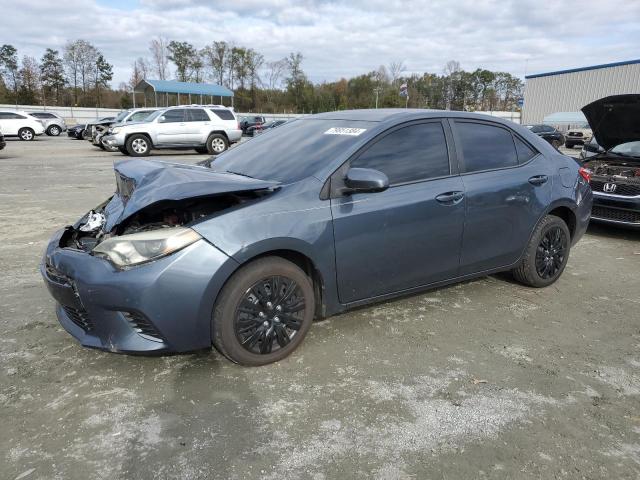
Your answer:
(41, 228), (238, 353)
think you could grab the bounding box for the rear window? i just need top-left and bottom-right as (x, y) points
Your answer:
(514, 136), (537, 163)
(456, 121), (518, 172)
(210, 109), (235, 121)
(187, 109), (210, 122)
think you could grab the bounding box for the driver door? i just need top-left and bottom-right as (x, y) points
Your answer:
(330, 120), (465, 304)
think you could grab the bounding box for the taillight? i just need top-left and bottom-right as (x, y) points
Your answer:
(579, 167), (591, 183)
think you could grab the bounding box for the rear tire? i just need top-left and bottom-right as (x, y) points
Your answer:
(18, 128), (35, 141)
(126, 134), (151, 156)
(206, 133), (228, 155)
(512, 215), (570, 288)
(47, 125), (61, 136)
(212, 257), (315, 366)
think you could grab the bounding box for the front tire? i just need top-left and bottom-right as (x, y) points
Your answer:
(126, 134), (151, 156)
(512, 215), (570, 288)
(47, 125), (61, 136)
(118, 146), (129, 155)
(194, 147), (208, 154)
(206, 133), (228, 155)
(18, 128), (35, 141)
(212, 257), (315, 366)
(551, 139), (561, 149)
(565, 142), (574, 149)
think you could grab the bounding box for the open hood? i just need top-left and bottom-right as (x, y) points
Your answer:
(582, 94), (640, 150)
(101, 159), (279, 231)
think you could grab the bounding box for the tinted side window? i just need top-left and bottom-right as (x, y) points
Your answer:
(210, 109), (235, 120)
(33, 113), (55, 118)
(186, 109), (209, 122)
(0, 112), (12, 119)
(351, 122), (450, 184)
(456, 122), (518, 172)
(514, 136), (537, 163)
(160, 109), (185, 123)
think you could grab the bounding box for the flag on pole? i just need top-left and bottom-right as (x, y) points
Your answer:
(399, 83), (408, 98)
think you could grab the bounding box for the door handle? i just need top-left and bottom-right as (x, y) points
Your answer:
(528, 175), (548, 186)
(435, 191), (464, 204)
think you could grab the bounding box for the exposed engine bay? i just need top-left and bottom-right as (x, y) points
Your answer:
(61, 192), (268, 252)
(584, 159), (640, 180)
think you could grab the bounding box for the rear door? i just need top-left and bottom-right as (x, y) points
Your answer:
(155, 109), (187, 144)
(331, 120), (465, 304)
(451, 120), (551, 274)
(184, 108), (211, 143)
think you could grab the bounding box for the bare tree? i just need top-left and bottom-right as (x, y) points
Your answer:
(387, 60), (405, 85)
(202, 41), (229, 86)
(19, 55), (40, 104)
(264, 58), (287, 90)
(149, 37), (169, 80)
(64, 39), (98, 105)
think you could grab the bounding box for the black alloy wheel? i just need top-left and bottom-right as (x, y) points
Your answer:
(512, 215), (571, 288)
(534, 226), (567, 279)
(234, 276), (305, 355)
(212, 256), (315, 365)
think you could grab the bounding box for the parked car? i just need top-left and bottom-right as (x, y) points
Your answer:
(246, 119), (288, 136)
(581, 94), (640, 228)
(0, 110), (45, 140)
(29, 112), (67, 136)
(92, 109), (159, 151)
(102, 105), (241, 156)
(80, 116), (114, 141)
(565, 126), (592, 149)
(239, 115), (266, 134)
(41, 109), (591, 365)
(524, 124), (565, 149)
(580, 136), (604, 160)
(0, 130), (5, 150)
(67, 124), (87, 140)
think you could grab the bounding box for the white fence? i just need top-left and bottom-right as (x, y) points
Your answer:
(0, 104), (520, 125)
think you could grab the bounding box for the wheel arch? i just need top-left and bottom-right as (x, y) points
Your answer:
(208, 130), (229, 142)
(229, 247), (327, 320)
(125, 131), (153, 147)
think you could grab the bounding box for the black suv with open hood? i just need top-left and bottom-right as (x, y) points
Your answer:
(582, 95), (640, 228)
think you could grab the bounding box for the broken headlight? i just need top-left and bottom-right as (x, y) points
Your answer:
(111, 127), (122, 134)
(92, 227), (201, 268)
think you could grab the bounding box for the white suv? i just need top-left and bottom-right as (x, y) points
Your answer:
(0, 111), (45, 140)
(103, 105), (242, 156)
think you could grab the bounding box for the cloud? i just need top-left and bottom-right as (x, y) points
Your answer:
(2, 0), (639, 86)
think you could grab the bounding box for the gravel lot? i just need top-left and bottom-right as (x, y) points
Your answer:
(1, 136), (639, 480)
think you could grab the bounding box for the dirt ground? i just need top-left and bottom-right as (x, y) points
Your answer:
(1, 135), (639, 480)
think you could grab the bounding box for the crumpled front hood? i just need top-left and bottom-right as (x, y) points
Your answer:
(582, 94), (640, 150)
(102, 159), (279, 231)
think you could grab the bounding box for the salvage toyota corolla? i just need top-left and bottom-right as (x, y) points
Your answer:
(41, 110), (592, 365)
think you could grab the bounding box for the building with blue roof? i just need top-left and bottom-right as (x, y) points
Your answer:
(522, 59), (640, 125)
(133, 79), (234, 107)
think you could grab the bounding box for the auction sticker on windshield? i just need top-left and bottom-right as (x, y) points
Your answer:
(324, 127), (367, 136)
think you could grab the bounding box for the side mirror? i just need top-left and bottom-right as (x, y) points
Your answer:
(343, 168), (389, 194)
(158, 116), (166, 123)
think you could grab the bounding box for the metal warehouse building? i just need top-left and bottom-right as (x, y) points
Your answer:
(522, 59), (640, 124)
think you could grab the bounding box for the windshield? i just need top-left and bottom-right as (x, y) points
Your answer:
(609, 141), (640, 158)
(212, 119), (375, 182)
(145, 110), (165, 122)
(114, 111), (129, 122)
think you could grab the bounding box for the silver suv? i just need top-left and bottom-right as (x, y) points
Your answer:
(28, 112), (67, 136)
(103, 105), (241, 156)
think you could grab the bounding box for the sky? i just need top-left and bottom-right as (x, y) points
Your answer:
(2, 0), (639, 87)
